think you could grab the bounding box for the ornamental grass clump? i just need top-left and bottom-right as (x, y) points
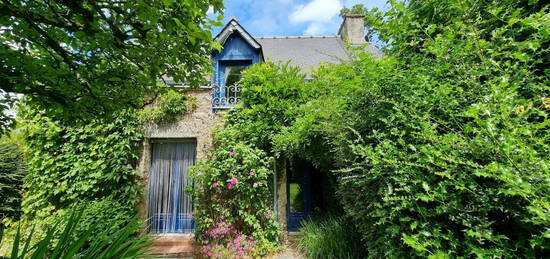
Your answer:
(190, 126), (280, 257)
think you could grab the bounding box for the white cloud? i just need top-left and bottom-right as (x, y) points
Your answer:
(304, 23), (324, 35)
(289, 0), (342, 23)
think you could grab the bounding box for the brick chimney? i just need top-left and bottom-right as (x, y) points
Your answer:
(338, 14), (366, 45)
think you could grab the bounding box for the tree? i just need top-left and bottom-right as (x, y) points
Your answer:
(0, 0), (223, 124)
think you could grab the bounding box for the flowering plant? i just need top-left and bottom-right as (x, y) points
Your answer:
(190, 126), (280, 257)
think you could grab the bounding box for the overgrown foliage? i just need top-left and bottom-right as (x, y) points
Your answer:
(222, 0), (549, 257)
(0, 139), (25, 226)
(332, 0), (549, 257)
(296, 217), (366, 259)
(190, 126), (280, 257)
(18, 107), (143, 222)
(0, 0), (222, 125)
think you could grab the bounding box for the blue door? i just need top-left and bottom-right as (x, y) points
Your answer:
(147, 140), (196, 233)
(287, 160), (314, 231)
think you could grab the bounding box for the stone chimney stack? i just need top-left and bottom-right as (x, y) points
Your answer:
(338, 14), (366, 45)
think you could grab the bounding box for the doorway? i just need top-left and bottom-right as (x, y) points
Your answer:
(147, 140), (196, 233)
(287, 159), (323, 231)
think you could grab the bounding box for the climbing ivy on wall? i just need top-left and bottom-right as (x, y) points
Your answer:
(139, 89), (196, 124)
(14, 88), (193, 230)
(19, 107), (144, 221)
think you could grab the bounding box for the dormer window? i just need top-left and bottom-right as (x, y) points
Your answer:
(212, 18), (263, 111)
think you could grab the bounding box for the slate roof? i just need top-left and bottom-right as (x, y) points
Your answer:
(255, 36), (383, 75)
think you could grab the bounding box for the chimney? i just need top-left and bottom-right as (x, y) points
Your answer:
(338, 14), (366, 45)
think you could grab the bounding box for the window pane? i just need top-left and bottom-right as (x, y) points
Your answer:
(224, 65), (247, 86)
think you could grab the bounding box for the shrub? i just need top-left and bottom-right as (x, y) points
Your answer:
(190, 126), (279, 257)
(332, 1), (550, 257)
(0, 139), (25, 226)
(296, 217), (367, 259)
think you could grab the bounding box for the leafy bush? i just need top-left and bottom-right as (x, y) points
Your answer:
(296, 217), (366, 259)
(0, 210), (150, 259)
(330, 0), (550, 257)
(0, 139), (25, 226)
(190, 126), (279, 257)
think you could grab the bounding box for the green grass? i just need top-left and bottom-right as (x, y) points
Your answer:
(296, 216), (367, 259)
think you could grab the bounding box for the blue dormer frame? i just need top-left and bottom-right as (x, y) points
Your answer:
(212, 18), (263, 110)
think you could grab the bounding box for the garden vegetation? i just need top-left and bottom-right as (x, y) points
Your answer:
(1, 0), (547, 258)
(0, 0), (221, 256)
(196, 0), (549, 257)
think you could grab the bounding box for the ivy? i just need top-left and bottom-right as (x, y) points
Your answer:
(17, 107), (144, 221)
(139, 89), (196, 124)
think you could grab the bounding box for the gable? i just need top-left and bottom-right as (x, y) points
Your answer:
(215, 34), (260, 62)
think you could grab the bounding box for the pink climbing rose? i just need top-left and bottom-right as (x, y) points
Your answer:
(253, 183), (258, 188)
(228, 183), (233, 190)
(230, 177), (238, 185)
(249, 171), (255, 176)
(229, 150), (235, 157)
(211, 183), (218, 189)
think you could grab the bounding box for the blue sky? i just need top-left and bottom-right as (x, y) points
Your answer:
(208, 0), (388, 36)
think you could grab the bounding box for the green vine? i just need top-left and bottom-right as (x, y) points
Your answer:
(139, 89), (196, 124)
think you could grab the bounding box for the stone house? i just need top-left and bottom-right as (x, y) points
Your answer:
(137, 14), (381, 256)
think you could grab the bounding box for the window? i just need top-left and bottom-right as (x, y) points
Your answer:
(224, 65), (247, 86)
(213, 61), (251, 109)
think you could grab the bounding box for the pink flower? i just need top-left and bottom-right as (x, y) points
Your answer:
(188, 214), (194, 219)
(253, 183), (258, 188)
(229, 150), (235, 157)
(207, 251), (212, 257)
(230, 177), (238, 185)
(228, 183), (233, 190)
(211, 183), (218, 188)
(249, 171), (255, 176)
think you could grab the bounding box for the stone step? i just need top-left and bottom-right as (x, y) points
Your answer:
(150, 235), (195, 257)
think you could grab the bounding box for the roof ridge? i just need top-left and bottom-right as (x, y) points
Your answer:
(255, 35), (341, 39)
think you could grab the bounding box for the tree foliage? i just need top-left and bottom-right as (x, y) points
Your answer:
(0, 0), (222, 123)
